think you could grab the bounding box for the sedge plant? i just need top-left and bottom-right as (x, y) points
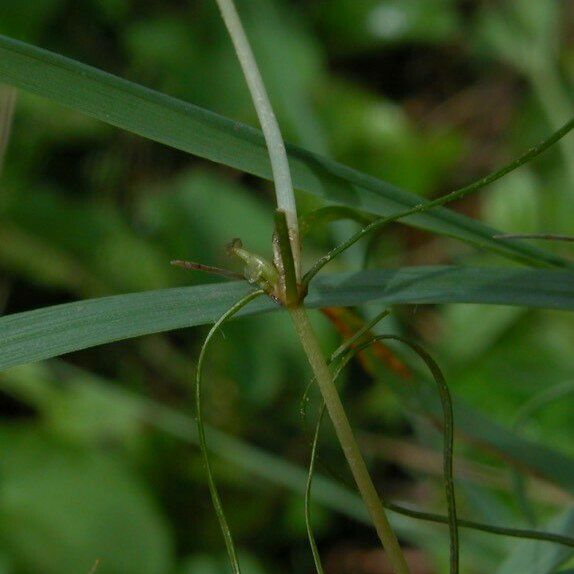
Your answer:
(176, 2), (574, 574)
(1, 2), (574, 573)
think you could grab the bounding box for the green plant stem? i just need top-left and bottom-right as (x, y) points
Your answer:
(384, 503), (574, 548)
(302, 115), (574, 285)
(213, 0), (300, 278)
(344, 335), (459, 573)
(289, 305), (410, 574)
(495, 233), (574, 242)
(305, 402), (326, 574)
(197, 289), (266, 574)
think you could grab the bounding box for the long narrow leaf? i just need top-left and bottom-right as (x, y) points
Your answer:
(0, 34), (569, 268)
(2, 266), (574, 374)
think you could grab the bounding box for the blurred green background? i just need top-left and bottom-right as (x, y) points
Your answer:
(1, 1), (574, 573)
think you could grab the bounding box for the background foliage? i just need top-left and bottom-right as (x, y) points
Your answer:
(0, 1), (574, 573)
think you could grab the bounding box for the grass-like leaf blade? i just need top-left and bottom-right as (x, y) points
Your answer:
(2, 269), (574, 502)
(0, 34), (569, 268)
(2, 266), (574, 374)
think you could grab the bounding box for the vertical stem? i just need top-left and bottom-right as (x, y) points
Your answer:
(289, 305), (410, 574)
(213, 0), (300, 279)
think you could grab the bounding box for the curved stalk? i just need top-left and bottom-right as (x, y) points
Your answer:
(303, 115), (574, 285)
(289, 305), (410, 574)
(197, 289), (266, 573)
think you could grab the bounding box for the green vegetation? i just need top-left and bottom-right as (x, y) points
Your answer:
(0, 1), (573, 573)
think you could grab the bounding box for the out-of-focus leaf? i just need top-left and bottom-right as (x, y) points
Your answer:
(319, 80), (462, 195)
(0, 0), (64, 40)
(2, 188), (172, 293)
(441, 316), (574, 450)
(474, 0), (559, 73)
(0, 33), (568, 268)
(315, 0), (459, 52)
(496, 508), (574, 574)
(179, 553), (266, 574)
(482, 169), (541, 234)
(138, 169), (274, 272)
(439, 304), (524, 363)
(0, 361), (433, 544)
(0, 428), (173, 574)
(1, 364), (142, 447)
(2, 266), (574, 374)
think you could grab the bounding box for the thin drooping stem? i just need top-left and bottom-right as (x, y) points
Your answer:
(289, 306), (411, 574)
(303, 116), (574, 285)
(196, 289), (265, 574)
(306, 407), (574, 554)
(305, 312), (391, 574)
(312, 332), (458, 573)
(349, 335), (459, 574)
(385, 503), (574, 548)
(330, 308), (390, 362)
(495, 233), (574, 242)
(213, 0), (300, 279)
(305, 402), (327, 574)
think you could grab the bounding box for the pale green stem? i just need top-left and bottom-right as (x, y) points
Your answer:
(289, 305), (410, 574)
(213, 0), (300, 279)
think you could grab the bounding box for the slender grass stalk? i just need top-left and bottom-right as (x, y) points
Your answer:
(196, 289), (265, 574)
(299, 206), (374, 240)
(290, 305), (411, 574)
(213, 0), (300, 279)
(305, 309), (392, 574)
(330, 308), (390, 361)
(314, 333), (458, 573)
(306, 409), (574, 558)
(495, 233), (574, 242)
(385, 503), (574, 548)
(214, 3), (409, 571)
(347, 336), (459, 574)
(305, 402), (326, 574)
(303, 116), (574, 285)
